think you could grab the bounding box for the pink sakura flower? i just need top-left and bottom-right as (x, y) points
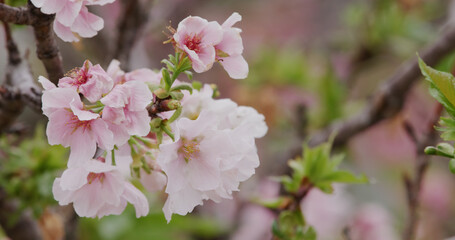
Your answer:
(215, 12), (249, 79)
(58, 60), (113, 103)
(174, 16), (223, 73)
(101, 80), (153, 146)
(106, 59), (162, 86)
(180, 84), (267, 138)
(40, 77), (114, 167)
(53, 158), (149, 218)
(157, 103), (265, 221)
(30, 0), (114, 42)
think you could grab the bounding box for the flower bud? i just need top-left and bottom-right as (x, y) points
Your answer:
(154, 88), (169, 99)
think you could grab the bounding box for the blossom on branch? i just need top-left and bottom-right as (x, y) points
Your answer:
(53, 157), (149, 218)
(30, 0), (115, 42)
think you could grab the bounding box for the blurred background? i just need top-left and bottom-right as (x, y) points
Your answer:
(2, 0), (455, 239)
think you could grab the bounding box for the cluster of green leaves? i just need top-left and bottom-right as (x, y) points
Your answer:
(419, 58), (455, 173)
(268, 140), (368, 240)
(281, 141), (368, 194)
(0, 126), (67, 218)
(148, 52), (196, 143)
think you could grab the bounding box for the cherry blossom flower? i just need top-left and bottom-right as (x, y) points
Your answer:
(173, 16), (223, 73)
(40, 76), (114, 167)
(215, 12), (248, 79)
(101, 80), (153, 146)
(157, 88), (267, 221)
(58, 60), (113, 102)
(30, 0), (114, 42)
(53, 158), (149, 218)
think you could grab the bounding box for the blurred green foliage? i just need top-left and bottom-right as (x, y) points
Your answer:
(0, 126), (67, 218)
(343, 0), (439, 56)
(4, 0), (27, 7)
(79, 206), (227, 240)
(247, 48), (346, 128)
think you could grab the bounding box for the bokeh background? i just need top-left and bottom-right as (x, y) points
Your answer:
(2, 0), (455, 239)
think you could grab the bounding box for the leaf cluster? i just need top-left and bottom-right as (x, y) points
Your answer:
(270, 140), (367, 240)
(418, 58), (455, 174)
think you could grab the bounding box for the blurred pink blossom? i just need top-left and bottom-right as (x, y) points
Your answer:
(53, 158), (149, 218)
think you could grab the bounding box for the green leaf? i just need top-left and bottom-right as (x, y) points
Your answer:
(171, 84), (193, 94)
(437, 117), (455, 141)
(419, 57), (455, 117)
(317, 171), (369, 184)
(168, 106), (182, 123)
(162, 68), (173, 91)
(450, 159), (455, 174)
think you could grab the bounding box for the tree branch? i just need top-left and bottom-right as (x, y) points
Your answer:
(308, 24), (455, 148)
(0, 3), (32, 25)
(112, 0), (148, 68)
(28, 2), (64, 84)
(402, 104), (442, 240)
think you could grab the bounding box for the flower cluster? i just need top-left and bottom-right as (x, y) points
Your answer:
(40, 13), (267, 221)
(172, 12), (248, 79)
(30, 0), (115, 42)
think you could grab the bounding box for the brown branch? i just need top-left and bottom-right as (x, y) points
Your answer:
(112, 0), (148, 68)
(308, 24), (455, 148)
(28, 2), (64, 84)
(0, 3), (32, 25)
(402, 104), (442, 240)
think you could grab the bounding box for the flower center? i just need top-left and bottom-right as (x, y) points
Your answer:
(87, 172), (105, 184)
(68, 113), (93, 133)
(184, 35), (202, 53)
(179, 137), (201, 162)
(65, 67), (91, 86)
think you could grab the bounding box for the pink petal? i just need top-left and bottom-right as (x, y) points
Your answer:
(122, 183), (149, 217)
(220, 55), (248, 79)
(60, 167), (89, 190)
(55, 1), (83, 27)
(38, 76), (56, 90)
(200, 21), (223, 46)
(39, 0), (65, 14)
(222, 12), (242, 29)
(70, 99), (99, 121)
(91, 118), (114, 151)
(71, 7), (104, 38)
(53, 21), (79, 42)
(216, 28), (243, 56)
(67, 130), (97, 167)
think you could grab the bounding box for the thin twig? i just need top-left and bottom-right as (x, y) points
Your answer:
(308, 24), (455, 148)
(402, 104), (443, 240)
(112, 0), (148, 68)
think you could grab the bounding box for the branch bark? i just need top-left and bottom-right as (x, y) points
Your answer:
(28, 2), (64, 84)
(402, 104), (442, 240)
(112, 0), (148, 68)
(308, 24), (455, 148)
(0, 3), (31, 25)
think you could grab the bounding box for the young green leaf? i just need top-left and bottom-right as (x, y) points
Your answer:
(419, 57), (455, 117)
